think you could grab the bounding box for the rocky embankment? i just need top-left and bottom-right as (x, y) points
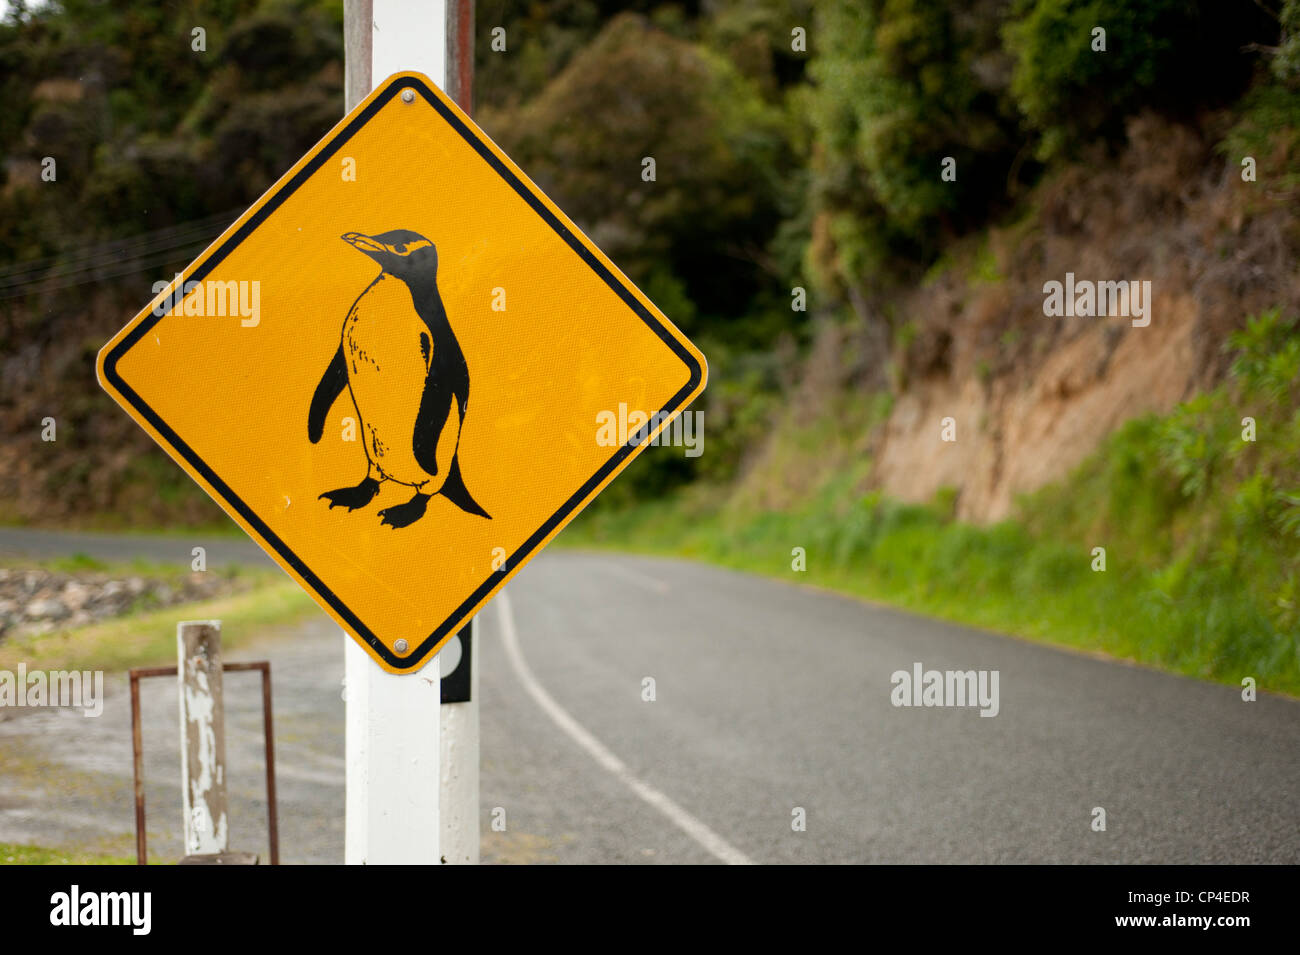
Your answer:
(0, 566), (249, 641)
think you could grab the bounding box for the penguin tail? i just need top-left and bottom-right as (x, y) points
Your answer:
(440, 455), (491, 519)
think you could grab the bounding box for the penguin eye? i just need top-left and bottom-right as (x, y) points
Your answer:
(392, 243), (407, 255)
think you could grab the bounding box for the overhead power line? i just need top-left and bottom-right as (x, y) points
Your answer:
(0, 209), (243, 298)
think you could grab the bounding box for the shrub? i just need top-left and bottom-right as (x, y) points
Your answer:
(1005, 0), (1276, 158)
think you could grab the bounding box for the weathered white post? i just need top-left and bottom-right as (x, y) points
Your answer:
(177, 620), (229, 857)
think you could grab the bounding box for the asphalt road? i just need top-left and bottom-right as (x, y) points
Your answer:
(0, 526), (275, 568)
(1, 529), (1297, 863)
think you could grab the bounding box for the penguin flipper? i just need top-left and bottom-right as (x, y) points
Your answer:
(412, 376), (454, 476)
(309, 345), (348, 443)
(440, 454), (490, 519)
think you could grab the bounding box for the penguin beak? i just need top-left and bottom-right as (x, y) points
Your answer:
(341, 232), (387, 259)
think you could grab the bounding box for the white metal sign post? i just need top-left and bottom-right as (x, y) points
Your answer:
(438, 0), (480, 867)
(439, 624), (479, 864)
(342, 0), (477, 865)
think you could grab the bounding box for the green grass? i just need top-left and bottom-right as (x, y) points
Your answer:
(0, 571), (319, 673)
(37, 553), (110, 573)
(566, 310), (1300, 697)
(0, 843), (135, 865)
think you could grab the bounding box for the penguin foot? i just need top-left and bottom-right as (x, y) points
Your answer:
(319, 477), (381, 511)
(378, 492), (431, 529)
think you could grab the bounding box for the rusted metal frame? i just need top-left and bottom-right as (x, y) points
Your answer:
(129, 660), (279, 865)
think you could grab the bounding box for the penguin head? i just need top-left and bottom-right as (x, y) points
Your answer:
(342, 230), (437, 281)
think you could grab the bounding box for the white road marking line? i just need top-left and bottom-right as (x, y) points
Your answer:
(597, 559), (671, 594)
(496, 590), (754, 865)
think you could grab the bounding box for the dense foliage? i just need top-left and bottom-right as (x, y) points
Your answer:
(0, 0), (1293, 518)
(805, 0), (1282, 300)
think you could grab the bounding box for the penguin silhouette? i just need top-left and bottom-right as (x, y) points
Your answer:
(308, 229), (490, 528)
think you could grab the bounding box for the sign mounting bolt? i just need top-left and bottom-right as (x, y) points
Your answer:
(395, 639), (409, 653)
(401, 89), (415, 104)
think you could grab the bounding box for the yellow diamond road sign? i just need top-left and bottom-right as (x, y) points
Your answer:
(96, 72), (707, 673)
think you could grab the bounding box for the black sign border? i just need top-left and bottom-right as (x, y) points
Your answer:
(102, 75), (704, 670)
